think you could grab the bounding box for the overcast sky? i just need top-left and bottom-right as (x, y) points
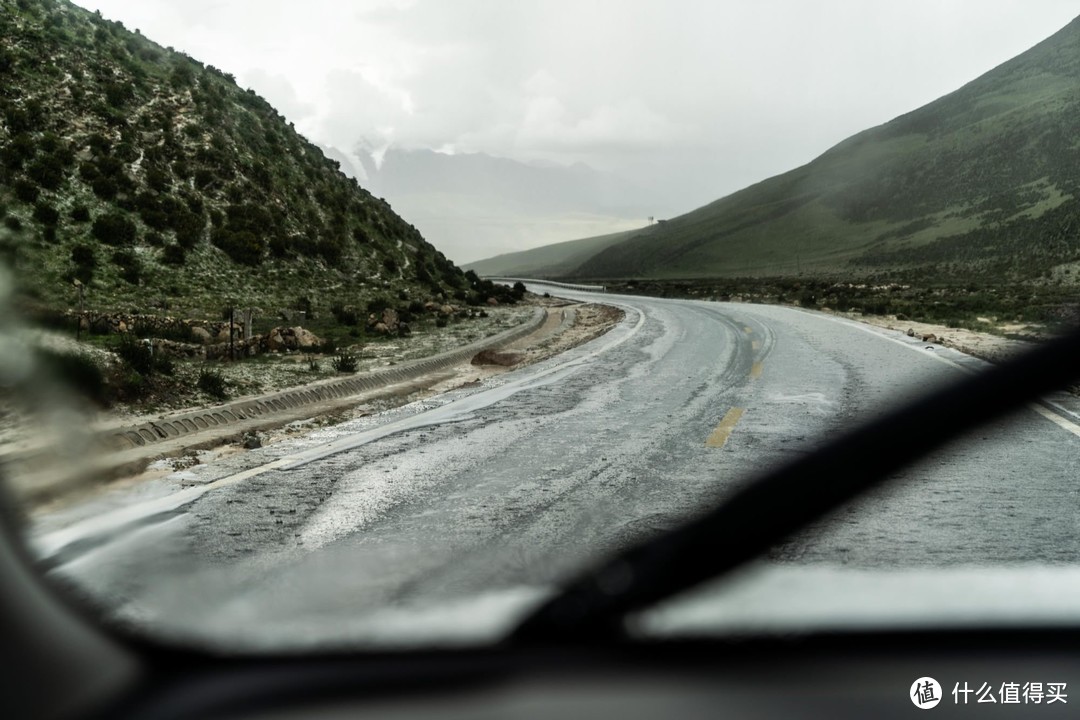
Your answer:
(71, 0), (1080, 259)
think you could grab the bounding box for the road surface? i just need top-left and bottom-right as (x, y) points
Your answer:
(31, 286), (1080, 647)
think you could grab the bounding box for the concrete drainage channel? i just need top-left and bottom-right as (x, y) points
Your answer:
(5, 308), (546, 503)
(113, 307), (544, 451)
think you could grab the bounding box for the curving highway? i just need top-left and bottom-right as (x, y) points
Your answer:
(33, 285), (1080, 647)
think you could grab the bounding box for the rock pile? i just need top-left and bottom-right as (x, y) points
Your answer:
(471, 349), (524, 367)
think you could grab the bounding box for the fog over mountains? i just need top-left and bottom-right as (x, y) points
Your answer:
(338, 146), (690, 264)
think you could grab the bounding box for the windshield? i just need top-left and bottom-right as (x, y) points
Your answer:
(2, 0), (1080, 653)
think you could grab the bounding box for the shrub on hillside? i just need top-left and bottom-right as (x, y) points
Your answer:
(111, 248), (140, 284)
(331, 353), (358, 373)
(32, 201), (59, 226)
(0, 133), (35, 170)
(37, 348), (107, 406)
(211, 228), (264, 266)
(365, 295), (393, 315)
(114, 334), (154, 376)
(92, 211), (137, 246)
(26, 155), (66, 190)
(197, 369), (228, 400)
(90, 176), (119, 200)
(161, 243), (185, 266)
(13, 178), (39, 203)
(71, 243), (96, 283)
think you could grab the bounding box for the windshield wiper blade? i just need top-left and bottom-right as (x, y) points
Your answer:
(510, 325), (1080, 644)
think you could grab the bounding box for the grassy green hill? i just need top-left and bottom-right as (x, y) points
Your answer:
(0, 0), (472, 320)
(559, 14), (1080, 283)
(462, 227), (640, 278)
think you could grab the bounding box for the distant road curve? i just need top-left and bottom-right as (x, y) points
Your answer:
(485, 276), (607, 293)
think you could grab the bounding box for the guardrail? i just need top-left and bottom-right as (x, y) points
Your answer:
(486, 277), (606, 293)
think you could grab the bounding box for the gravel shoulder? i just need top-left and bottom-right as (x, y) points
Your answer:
(822, 309), (1039, 364)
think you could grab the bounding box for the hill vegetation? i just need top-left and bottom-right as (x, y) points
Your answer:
(480, 14), (1080, 290)
(0, 0), (535, 412)
(0, 0), (487, 322)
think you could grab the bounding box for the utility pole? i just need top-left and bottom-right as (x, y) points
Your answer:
(229, 306), (235, 361)
(74, 280), (84, 341)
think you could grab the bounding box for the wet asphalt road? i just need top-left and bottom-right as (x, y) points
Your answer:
(36, 287), (1080, 647)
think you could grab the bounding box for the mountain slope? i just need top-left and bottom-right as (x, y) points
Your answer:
(0, 0), (466, 318)
(565, 15), (1080, 281)
(462, 228), (640, 278)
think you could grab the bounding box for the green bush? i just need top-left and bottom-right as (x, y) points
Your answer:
(90, 176), (118, 199)
(114, 335), (154, 375)
(211, 228), (264, 266)
(32, 201), (59, 226)
(38, 348), (107, 406)
(13, 178), (39, 203)
(104, 82), (134, 108)
(331, 353), (358, 373)
(26, 155), (66, 190)
(1, 133), (35, 170)
(111, 248), (140, 284)
(330, 303), (359, 326)
(71, 243), (96, 283)
(161, 243), (186, 266)
(366, 295), (393, 315)
(116, 369), (146, 401)
(316, 236), (344, 264)
(92, 211), (137, 246)
(197, 369), (228, 399)
(174, 210), (204, 249)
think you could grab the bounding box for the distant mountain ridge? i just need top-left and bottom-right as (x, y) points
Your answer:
(462, 228), (639, 278)
(361, 147), (655, 217)
(476, 14), (1080, 283)
(357, 147), (674, 264)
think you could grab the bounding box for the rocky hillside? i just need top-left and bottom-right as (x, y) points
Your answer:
(0, 0), (471, 321)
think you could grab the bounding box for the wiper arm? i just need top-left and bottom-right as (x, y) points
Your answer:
(510, 325), (1080, 644)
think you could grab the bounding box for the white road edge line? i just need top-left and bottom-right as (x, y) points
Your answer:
(1030, 403), (1080, 440)
(792, 307), (1080, 439)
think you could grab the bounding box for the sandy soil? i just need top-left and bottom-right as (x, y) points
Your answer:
(827, 310), (1037, 364)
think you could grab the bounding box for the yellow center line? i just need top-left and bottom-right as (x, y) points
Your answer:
(751, 339), (761, 351)
(750, 362), (763, 378)
(743, 326), (753, 334)
(706, 407), (745, 448)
